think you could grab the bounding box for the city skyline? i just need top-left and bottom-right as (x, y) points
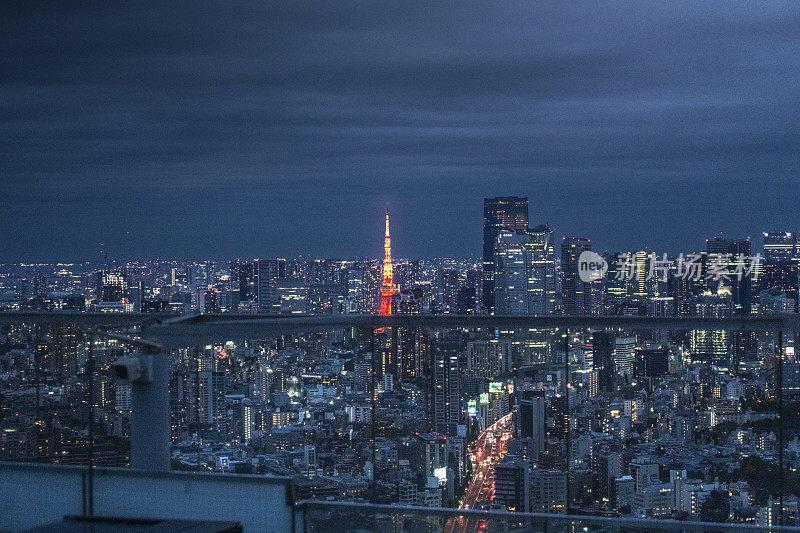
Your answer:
(3, 193), (800, 527)
(0, 200), (798, 264)
(4, 1), (800, 530)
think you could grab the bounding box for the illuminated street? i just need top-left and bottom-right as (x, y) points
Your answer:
(446, 413), (514, 533)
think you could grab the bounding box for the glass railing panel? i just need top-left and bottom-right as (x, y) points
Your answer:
(1, 313), (796, 531)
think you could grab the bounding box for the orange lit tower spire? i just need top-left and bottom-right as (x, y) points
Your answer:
(379, 203), (394, 315)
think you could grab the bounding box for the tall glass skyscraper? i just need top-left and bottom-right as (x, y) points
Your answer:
(255, 258), (281, 314)
(561, 237), (592, 315)
(763, 231), (797, 261)
(706, 236), (752, 315)
(493, 225), (556, 315)
(482, 196), (529, 313)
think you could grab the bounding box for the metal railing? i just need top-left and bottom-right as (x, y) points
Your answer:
(295, 500), (800, 533)
(1, 311), (798, 531)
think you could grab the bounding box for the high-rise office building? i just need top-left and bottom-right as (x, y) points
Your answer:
(493, 225), (557, 368)
(455, 287), (476, 314)
(362, 263), (382, 314)
(98, 271), (126, 303)
(761, 259), (799, 311)
(394, 260), (421, 290)
(764, 231), (798, 262)
(236, 261), (255, 303)
(529, 468), (567, 514)
(494, 225), (556, 315)
(416, 433), (447, 479)
(396, 287), (423, 314)
(561, 238), (592, 315)
(345, 267), (364, 313)
(466, 339), (511, 379)
(308, 259), (330, 285)
(116, 383), (132, 413)
(518, 390), (545, 462)
(397, 288), (430, 382)
(605, 252), (630, 309)
(634, 349), (669, 379)
(438, 269), (461, 312)
(53, 324), (78, 380)
(483, 197), (529, 313)
(303, 444), (317, 479)
(378, 328), (399, 390)
(255, 259), (280, 314)
(188, 370), (226, 439)
(239, 403), (253, 444)
(432, 338), (460, 435)
(400, 327), (430, 383)
(706, 236), (752, 315)
(613, 336), (636, 379)
(707, 238), (756, 369)
(276, 279), (308, 315)
(252, 361), (272, 401)
(668, 273), (692, 316)
(760, 288), (795, 314)
(203, 288), (219, 314)
(691, 290), (731, 364)
(631, 251), (649, 298)
(597, 452), (623, 502)
(494, 458), (530, 512)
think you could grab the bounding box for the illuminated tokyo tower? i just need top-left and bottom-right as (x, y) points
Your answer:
(379, 204), (395, 315)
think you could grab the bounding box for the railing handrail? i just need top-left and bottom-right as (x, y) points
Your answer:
(1, 311), (792, 350)
(0, 311), (791, 329)
(0, 460), (295, 485)
(295, 499), (800, 531)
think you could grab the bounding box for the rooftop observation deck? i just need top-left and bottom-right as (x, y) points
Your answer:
(2, 312), (799, 532)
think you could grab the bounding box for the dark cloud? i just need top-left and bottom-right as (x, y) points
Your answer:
(1, 1), (799, 261)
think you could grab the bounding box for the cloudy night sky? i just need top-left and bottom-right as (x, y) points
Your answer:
(2, 1), (799, 262)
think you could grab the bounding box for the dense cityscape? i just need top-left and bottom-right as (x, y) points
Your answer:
(2, 196), (800, 527)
